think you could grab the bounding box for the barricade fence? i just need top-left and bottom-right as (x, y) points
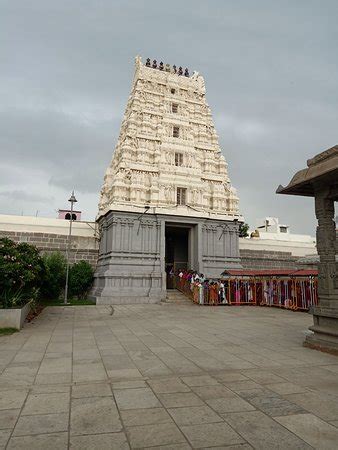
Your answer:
(174, 272), (318, 311)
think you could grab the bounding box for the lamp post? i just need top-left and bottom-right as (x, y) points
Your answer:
(64, 191), (77, 305)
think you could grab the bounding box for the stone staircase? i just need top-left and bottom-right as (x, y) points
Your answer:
(164, 289), (191, 304)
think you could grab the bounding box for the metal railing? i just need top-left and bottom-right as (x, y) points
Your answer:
(175, 273), (318, 311)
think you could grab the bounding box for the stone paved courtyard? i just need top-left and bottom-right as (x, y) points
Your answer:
(1, 302), (338, 449)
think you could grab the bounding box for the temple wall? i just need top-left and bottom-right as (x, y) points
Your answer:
(0, 214), (318, 293)
(90, 211), (241, 304)
(0, 215), (99, 268)
(239, 249), (299, 270)
(91, 211), (163, 304)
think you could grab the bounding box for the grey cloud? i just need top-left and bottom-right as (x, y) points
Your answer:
(0, 190), (53, 204)
(1, 0), (337, 233)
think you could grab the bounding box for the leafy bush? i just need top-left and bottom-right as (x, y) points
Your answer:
(0, 238), (43, 308)
(40, 252), (67, 300)
(239, 223), (250, 238)
(69, 260), (94, 299)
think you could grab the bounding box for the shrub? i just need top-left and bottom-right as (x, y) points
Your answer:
(69, 261), (94, 299)
(41, 252), (67, 300)
(239, 223), (250, 238)
(0, 238), (43, 308)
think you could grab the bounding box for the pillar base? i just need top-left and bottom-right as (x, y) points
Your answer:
(303, 306), (338, 355)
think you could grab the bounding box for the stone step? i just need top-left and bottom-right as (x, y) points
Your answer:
(165, 290), (190, 303)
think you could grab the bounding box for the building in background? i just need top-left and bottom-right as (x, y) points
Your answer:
(58, 209), (82, 221)
(249, 217), (316, 250)
(91, 56), (242, 304)
(238, 216), (317, 270)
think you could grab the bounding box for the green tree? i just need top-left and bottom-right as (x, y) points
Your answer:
(69, 261), (94, 299)
(0, 238), (43, 307)
(239, 223), (250, 238)
(41, 252), (67, 300)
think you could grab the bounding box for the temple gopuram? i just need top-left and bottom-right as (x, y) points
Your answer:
(91, 57), (242, 304)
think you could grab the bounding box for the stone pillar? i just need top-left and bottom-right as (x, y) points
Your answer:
(304, 185), (338, 353)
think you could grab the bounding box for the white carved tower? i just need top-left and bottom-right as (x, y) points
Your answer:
(98, 56), (240, 221)
(91, 57), (242, 304)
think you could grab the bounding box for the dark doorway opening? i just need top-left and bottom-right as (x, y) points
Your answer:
(165, 225), (190, 289)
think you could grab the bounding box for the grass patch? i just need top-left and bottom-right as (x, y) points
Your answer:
(39, 298), (95, 307)
(0, 327), (18, 336)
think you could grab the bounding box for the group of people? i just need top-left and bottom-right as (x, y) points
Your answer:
(145, 58), (190, 76)
(175, 269), (229, 305)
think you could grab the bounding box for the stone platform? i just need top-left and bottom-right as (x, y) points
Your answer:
(1, 304), (338, 449)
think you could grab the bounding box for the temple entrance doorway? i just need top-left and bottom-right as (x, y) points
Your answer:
(165, 225), (190, 289)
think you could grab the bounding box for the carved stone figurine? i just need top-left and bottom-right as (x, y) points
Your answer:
(165, 63), (171, 72)
(159, 62), (164, 71)
(178, 66), (183, 75)
(145, 58), (151, 67)
(172, 65), (177, 73)
(184, 68), (189, 77)
(152, 60), (157, 69)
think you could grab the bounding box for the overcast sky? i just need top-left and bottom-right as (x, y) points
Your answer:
(1, 0), (337, 234)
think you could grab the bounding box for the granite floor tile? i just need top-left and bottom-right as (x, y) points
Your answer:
(107, 368), (142, 380)
(126, 422), (186, 448)
(38, 357), (72, 374)
(114, 387), (161, 410)
(71, 396), (122, 435)
(13, 412), (69, 436)
(34, 372), (72, 385)
(284, 391), (338, 421)
(265, 382), (309, 395)
(192, 385), (234, 400)
(70, 432), (130, 450)
(0, 430), (11, 448)
(181, 374), (220, 387)
(224, 411), (312, 449)
(158, 392), (204, 408)
(111, 380), (146, 390)
(30, 384), (71, 394)
(147, 377), (191, 394)
(213, 372), (249, 383)
(207, 396), (255, 413)
(180, 422), (244, 448)
(0, 409), (20, 429)
(168, 405), (223, 426)
(73, 362), (107, 382)
(276, 413), (338, 449)
(12, 352), (44, 364)
(72, 382), (112, 398)
(142, 444), (191, 450)
(241, 390), (305, 417)
(21, 392), (69, 415)
(6, 432), (68, 450)
(0, 390), (28, 410)
(242, 369), (287, 385)
(121, 407), (173, 427)
(223, 380), (262, 392)
(200, 445), (252, 450)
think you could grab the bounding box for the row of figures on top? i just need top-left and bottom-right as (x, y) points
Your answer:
(145, 58), (189, 77)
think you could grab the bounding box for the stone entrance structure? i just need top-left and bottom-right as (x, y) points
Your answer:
(91, 57), (242, 304)
(277, 145), (338, 353)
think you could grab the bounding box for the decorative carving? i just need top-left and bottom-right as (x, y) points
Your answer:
(98, 56), (240, 219)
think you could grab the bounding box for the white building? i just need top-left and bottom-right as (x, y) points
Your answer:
(240, 217), (317, 257)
